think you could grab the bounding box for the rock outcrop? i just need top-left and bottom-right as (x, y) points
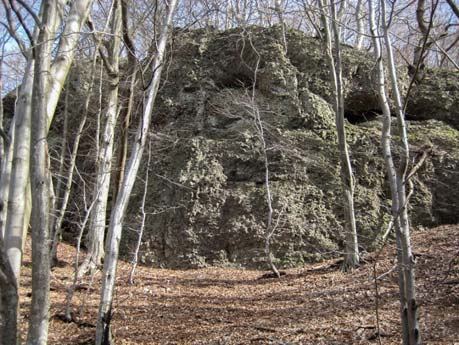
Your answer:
(5, 26), (457, 269)
(117, 26), (459, 268)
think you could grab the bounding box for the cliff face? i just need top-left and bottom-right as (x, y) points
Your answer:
(2, 26), (448, 269)
(113, 26), (459, 268)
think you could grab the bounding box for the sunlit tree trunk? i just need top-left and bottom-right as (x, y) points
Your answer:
(2, 0), (93, 282)
(319, 0), (359, 271)
(3, 53), (34, 280)
(128, 139), (152, 285)
(369, 0), (421, 343)
(381, 0), (421, 343)
(96, 0), (178, 342)
(274, 0), (287, 52)
(79, 0), (122, 276)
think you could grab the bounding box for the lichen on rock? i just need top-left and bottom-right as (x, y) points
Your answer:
(44, 26), (457, 269)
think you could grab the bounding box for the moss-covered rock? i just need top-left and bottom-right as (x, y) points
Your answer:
(116, 26), (459, 269)
(24, 25), (455, 269)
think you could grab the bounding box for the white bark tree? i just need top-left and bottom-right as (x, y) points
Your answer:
(319, 0), (359, 271)
(128, 137), (152, 285)
(27, 0), (57, 343)
(0, 0), (93, 340)
(355, 0), (365, 49)
(369, 0), (421, 342)
(1, 0), (94, 282)
(96, 0), (178, 342)
(79, 0), (123, 277)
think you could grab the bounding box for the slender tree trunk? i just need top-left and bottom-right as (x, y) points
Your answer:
(246, 37), (280, 277)
(79, 0), (122, 276)
(49, 74), (94, 266)
(27, 1), (56, 343)
(319, 0), (359, 271)
(381, 1), (421, 343)
(413, 0), (428, 68)
(355, 0), (364, 49)
(0, 44), (11, 240)
(258, 108), (280, 279)
(111, 0), (137, 205)
(369, 0), (420, 343)
(49, 81), (69, 265)
(274, 0), (288, 52)
(128, 138), (152, 285)
(96, 1), (178, 342)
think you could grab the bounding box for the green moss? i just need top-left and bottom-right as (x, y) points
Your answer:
(102, 26), (459, 269)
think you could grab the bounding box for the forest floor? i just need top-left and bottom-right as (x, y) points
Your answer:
(19, 224), (459, 344)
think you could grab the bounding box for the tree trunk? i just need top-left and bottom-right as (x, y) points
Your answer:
(0, 237), (18, 345)
(79, 0), (122, 277)
(413, 0), (428, 68)
(369, 0), (421, 343)
(319, 0), (359, 271)
(381, 0), (421, 342)
(27, 1), (57, 343)
(4, 57), (35, 280)
(96, 1), (178, 342)
(128, 138), (152, 285)
(2, 0), (93, 281)
(355, 0), (364, 49)
(111, 0), (137, 205)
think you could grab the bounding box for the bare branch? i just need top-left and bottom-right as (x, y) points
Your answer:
(13, 0), (42, 27)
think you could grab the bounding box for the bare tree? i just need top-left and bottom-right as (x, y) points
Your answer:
(319, 0), (359, 271)
(27, 1), (57, 342)
(111, 0), (138, 206)
(79, 0), (122, 277)
(1, 0), (94, 282)
(0, 0), (93, 341)
(369, 0), (421, 342)
(96, 0), (178, 343)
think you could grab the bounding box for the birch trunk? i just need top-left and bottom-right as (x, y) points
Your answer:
(79, 0), (122, 276)
(96, 1), (178, 342)
(319, 0), (359, 271)
(27, 0), (56, 342)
